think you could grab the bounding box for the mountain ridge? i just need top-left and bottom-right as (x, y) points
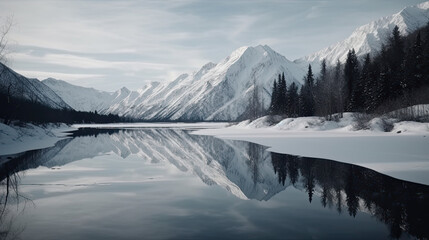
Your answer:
(0, 63), (71, 110)
(99, 44), (304, 120)
(42, 78), (131, 113)
(17, 1), (429, 121)
(297, 1), (429, 66)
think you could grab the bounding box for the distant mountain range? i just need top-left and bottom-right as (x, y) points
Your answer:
(44, 45), (304, 120)
(42, 78), (131, 113)
(4, 1), (429, 121)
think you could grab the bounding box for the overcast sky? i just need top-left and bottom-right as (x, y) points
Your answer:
(0, 0), (426, 91)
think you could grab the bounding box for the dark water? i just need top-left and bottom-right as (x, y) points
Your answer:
(0, 128), (428, 239)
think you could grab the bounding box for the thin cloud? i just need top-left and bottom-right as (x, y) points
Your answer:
(0, 0), (424, 91)
(16, 70), (104, 81)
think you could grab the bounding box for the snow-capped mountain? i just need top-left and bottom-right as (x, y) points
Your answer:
(32, 1), (429, 121)
(0, 63), (70, 110)
(43, 45), (303, 120)
(297, 1), (429, 67)
(106, 45), (304, 121)
(42, 78), (131, 112)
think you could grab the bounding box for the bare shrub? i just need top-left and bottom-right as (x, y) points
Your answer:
(352, 113), (372, 130)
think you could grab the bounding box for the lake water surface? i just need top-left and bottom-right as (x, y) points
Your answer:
(0, 127), (428, 239)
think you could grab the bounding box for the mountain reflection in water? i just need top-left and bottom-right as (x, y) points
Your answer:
(1, 128), (428, 239)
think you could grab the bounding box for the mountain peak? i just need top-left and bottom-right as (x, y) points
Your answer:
(395, 1), (429, 34)
(228, 46), (250, 60)
(200, 62), (217, 70)
(194, 62), (217, 80)
(43, 77), (57, 82)
(222, 44), (290, 68)
(417, 1), (429, 9)
(232, 45), (275, 56)
(298, 1), (429, 66)
(254, 44), (274, 52)
(42, 78), (65, 84)
(120, 86), (130, 94)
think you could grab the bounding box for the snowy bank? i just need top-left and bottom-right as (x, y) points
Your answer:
(0, 122), (227, 157)
(192, 114), (429, 185)
(0, 122), (76, 155)
(72, 122), (229, 129)
(229, 113), (429, 134)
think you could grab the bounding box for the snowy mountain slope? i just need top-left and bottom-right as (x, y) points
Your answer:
(297, 1), (429, 67)
(37, 2), (429, 121)
(42, 78), (131, 112)
(106, 45), (305, 121)
(0, 63), (70, 110)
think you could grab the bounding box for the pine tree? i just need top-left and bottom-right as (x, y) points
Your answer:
(315, 59), (330, 117)
(281, 72), (287, 114)
(350, 54), (370, 112)
(287, 82), (299, 117)
(423, 24), (429, 87)
(300, 65), (315, 116)
(376, 45), (390, 110)
(413, 31), (424, 88)
(333, 60), (344, 117)
(344, 49), (359, 111)
(269, 80), (278, 115)
(269, 73), (288, 115)
(366, 60), (379, 113)
(306, 65), (314, 87)
(387, 25), (405, 99)
(298, 85), (305, 117)
(278, 73), (287, 114)
(276, 74), (282, 114)
(389, 25), (405, 63)
(404, 31), (424, 90)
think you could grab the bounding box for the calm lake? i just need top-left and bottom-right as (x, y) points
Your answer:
(0, 126), (428, 239)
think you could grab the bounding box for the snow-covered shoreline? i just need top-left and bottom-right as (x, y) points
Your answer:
(0, 122), (76, 155)
(0, 122), (228, 156)
(1, 117), (428, 184)
(73, 122), (229, 129)
(192, 114), (429, 185)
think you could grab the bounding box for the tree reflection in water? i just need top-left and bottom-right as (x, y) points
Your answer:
(0, 155), (33, 240)
(0, 129), (428, 239)
(271, 151), (429, 239)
